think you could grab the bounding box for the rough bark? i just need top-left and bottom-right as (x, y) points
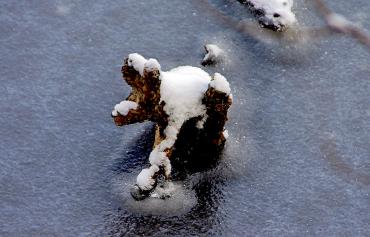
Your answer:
(112, 55), (232, 200)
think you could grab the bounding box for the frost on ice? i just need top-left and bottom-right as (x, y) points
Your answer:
(112, 53), (233, 199)
(238, 0), (297, 31)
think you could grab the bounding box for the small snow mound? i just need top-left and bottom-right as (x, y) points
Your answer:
(145, 58), (161, 72)
(210, 73), (231, 95)
(118, 180), (197, 216)
(112, 100), (138, 116)
(128, 53), (147, 76)
(203, 44), (224, 64)
(137, 165), (159, 190)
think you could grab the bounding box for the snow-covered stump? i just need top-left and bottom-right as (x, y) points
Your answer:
(237, 0), (297, 31)
(112, 53), (232, 200)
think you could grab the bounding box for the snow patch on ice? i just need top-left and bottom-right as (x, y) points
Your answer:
(116, 178), (197, 216)
(203, 44), (224, 64)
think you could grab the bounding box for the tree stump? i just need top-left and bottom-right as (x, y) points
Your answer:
(112, 53), (232, 200)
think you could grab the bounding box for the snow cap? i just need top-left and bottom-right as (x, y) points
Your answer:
(136, 165), (159, 190)
(112, 100), (138, 117)
(127, 53), (147, 76)
(145, 58), (161, 72)
(210, 73), (231, 95)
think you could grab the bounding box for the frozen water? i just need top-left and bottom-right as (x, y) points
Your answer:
(1, 0), (370, 236)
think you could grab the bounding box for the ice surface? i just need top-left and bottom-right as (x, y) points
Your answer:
(1, 0), (370, 236)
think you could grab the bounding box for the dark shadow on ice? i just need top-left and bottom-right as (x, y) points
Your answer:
(111, 124), (156, 175)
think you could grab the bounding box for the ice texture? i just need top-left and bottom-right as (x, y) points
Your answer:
(1, 0), (370, 236)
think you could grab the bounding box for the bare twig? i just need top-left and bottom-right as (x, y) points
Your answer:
(314, 0), (370, 50)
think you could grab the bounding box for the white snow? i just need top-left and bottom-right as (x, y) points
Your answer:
(223, 130), (229, 139)
(210, 73), (231, 95)
(160, 66), (211, 128)
(149, 149), (168, 168)
(136, 165), (159, 190)
(249, 0), (296, 27)
(145, 58), (161, 72)
(148, 125), (179, 177)
(112, 100), (138, 117)
(127, 53), (147, 76)
(203, 44), (224, 63)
